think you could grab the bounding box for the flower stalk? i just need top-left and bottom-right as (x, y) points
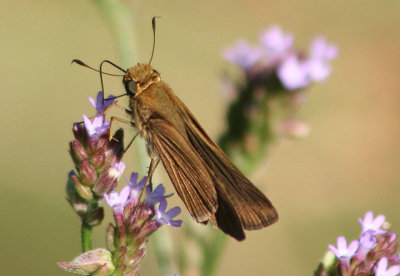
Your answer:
(60, 92), (182, 275)
(67, 100), (125, 251)
(193, 25), (338, 276)
(219, 25), (337, 170)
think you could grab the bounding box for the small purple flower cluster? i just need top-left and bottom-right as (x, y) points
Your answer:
(106, 173), (182, 275)
(223, 25), (338, 91)
(67, 92), (124, 222)
(62, 92), (182, 276)
(317, 211), (400, 276)
(219, 25), (337, 161)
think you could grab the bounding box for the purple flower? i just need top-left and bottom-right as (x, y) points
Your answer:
(93, 162), (125, 196)
(357, 232), (378, 260)
(222, 40), (263, 70)
(328, 236), (359, 260)
(155, 199), (182, 227)
(259, 25), (293, 62)
(277, 55), (310, 90)
(108, 162), (126, 179)
(82, 114), (110, 138)
(89, 91), (115, 114)
(104, 185), (132, 215)
(145, 184), (172, 206)
(306, 37), (338, 82)
(222, 27), (337, 93)
(125, 172), (147, 200)
(306, 58), (332, 82)
(375, 257), (400, 276)
(359, 211), (387, 235)
(309, 36), (338, 61)
(276, 36), (337, 90)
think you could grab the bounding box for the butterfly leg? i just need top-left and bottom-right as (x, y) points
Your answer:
(92, 103), (133, 119)
(146, 157), (161, 191)
(109, 116), (136, 141)
(123, 132), (140, 153)
(135, 157), (160, 201)
(77, 103), (133, 125)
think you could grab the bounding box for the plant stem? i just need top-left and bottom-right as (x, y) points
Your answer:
(202, 232), (227, 276)
(81, 200), (97, 252)
(152, 229), (176, 274)
(81, 221), (92, 252)
(93, 0), (138, 67)
(200, 139), (261, 275)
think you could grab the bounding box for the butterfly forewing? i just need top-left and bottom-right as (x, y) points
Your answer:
(132, 82), (218, 223)
(179, 99), (279, 230)
(149, 119), (218, 222)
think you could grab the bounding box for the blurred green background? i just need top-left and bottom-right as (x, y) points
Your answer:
(1, 0), (400, 275)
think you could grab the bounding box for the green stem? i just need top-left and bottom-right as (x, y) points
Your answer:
(152, 229), (176, 274)
(202, 233), (227, 276)
(81, 200), (97, 252)
(81, 221), (92, 252)
(93, 0), (138, 67)
(200, 140), (261, 275)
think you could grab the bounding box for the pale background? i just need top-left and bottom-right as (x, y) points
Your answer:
(1, 0), (400, 275)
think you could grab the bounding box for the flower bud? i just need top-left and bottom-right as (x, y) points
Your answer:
(93, 168), (118, 196)
(131, 249), (145, 268)
(71, 200), (88, 218)
(72, 175), (93, 200)
(139, 221), (158, 237)
(86, 207), (104, 227)
(88, 133), (109, 154)
(66, 171), (88, 216)
(69, 140), (88, 163)
(116, 226), (127, 248)
(114, 245), (128, 266)
(91, 264), (110, 276)
(93, 162), (125, 196)
(279, 118), (310, 138)
(107, 224), (116, 252)
(72, 122), (88, 143)
(80, 161), (97, 186)
(104, 129), (124, 162)
(58, 248), (114, 275)
(66, 171), (78, 199)
(91, 151), (106, 169)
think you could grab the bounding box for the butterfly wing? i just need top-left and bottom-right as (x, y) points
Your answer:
(148, 118), (218, 223)
(178, 99), (279, 230)
(148, 117), (247, 240)
(134, 81), (277, 240)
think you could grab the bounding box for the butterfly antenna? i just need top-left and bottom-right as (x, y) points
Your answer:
(148, 16), (161, 65)
(98, 60), (128, 103)
(71, 59), (125, 76)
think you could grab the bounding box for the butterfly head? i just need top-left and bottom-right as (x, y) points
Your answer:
(123, 64), (161, 96)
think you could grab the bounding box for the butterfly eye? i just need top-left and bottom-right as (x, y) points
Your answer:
(125, 81), (137, 95)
